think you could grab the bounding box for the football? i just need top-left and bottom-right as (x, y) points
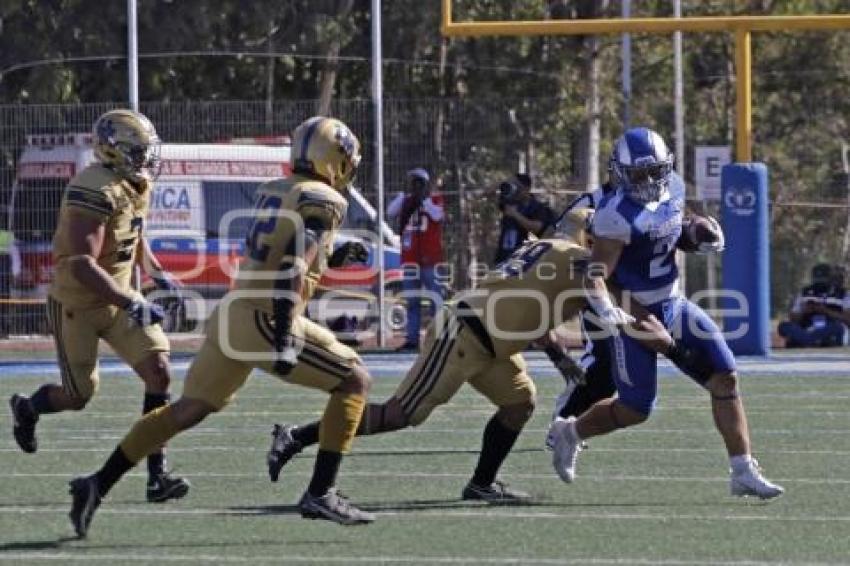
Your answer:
(676, 214), (722, 252)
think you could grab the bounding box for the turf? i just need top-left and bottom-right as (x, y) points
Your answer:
(1, 367), (849, 565)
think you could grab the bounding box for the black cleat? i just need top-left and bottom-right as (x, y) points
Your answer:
(462, 480), (531, 504)
(69, 475), (102, 538)
(298, 488), (375, 525)
(267, 424), (304, 482)
(9, 394), (38, 453)
(146, 471), (190, 503)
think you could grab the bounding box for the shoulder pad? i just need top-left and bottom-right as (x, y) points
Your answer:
(591, 196), (632, 243)
(64, 165), (119, 217)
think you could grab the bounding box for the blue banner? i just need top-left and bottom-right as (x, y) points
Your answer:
(720, 163), (770, 355)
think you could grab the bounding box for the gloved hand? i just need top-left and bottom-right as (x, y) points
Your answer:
(328, 241), (369, 268)
(273, 334), (299, 376)
(595, 305), (636, 328)
(544, 344), (586, 385)
(125, 298), (165, 327)
(696, 216), (725, 255)
(152, 271), (183, 295)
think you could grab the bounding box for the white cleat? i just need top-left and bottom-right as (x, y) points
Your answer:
(549, 416), (581, 483)
(730, 459), (785, 500)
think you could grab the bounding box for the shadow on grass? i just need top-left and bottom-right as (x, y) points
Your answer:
(0, 538), (331, 552)
(0, 501), (69, 508)
(0, 537), (77, 551)
(346, 447), (540, 457)
(364, 498), (732, 513)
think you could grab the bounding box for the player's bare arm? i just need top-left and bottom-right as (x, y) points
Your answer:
(137, 234), (181, 295)
(66, 211), (134, 308)
(583, 235), (634, 327)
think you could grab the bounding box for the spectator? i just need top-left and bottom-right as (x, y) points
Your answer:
(494, 173), (556, 264)
(778, 263), (849, 347)
(387, 168), (445, 351)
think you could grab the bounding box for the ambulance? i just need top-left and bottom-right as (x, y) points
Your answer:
(8, 133), (403, 334)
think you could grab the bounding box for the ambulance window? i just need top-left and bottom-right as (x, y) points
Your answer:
(12, 179), (65, 241)
(202, 181), (259, 238)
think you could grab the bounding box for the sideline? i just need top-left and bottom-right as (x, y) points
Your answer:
(0, 350), (847, 379)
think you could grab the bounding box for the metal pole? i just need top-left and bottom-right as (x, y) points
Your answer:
(127, 0), (139, 111)
(674, 0), (692, 296)
(621, 0), (631, 128)
(372, 0), (387, 348)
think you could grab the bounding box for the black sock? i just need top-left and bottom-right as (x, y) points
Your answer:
(293, 422), (320, 446)
(29, 385), (59, 416)
(94, 447), (134, 497)
(471, 415), (521, 487)
(143, 393), (170, 477)
(307, 449), (342, 497)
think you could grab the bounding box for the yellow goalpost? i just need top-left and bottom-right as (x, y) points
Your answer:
(440, 0), (850, 162)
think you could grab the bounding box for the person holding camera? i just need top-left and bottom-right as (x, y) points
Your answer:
(387, 168), (445, 351)
(494, 173), (556, 264)
(778, 263), (849, 347)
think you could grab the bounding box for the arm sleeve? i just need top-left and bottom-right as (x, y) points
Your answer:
(422, 196), (444, 222)
(386, 193), (406, 218)
(64, 186), (115, 220)
(591, 204), (632, 244)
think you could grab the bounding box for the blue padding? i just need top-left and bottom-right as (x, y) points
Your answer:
(720, 163), (770, 355)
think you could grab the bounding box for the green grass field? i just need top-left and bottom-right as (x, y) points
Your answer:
(1, 367), (849, 565)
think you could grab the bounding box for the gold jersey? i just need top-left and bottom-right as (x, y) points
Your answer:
(454, 238), (589, 358)
(50, 164), (150, 310)
(233, 175), (348, 314)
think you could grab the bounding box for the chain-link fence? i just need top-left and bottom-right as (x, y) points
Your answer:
(0, 99), (848, 339)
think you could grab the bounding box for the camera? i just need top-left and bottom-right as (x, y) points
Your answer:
(498, 181), (519, 208)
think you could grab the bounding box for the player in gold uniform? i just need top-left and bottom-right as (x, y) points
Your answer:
(68, 117), (375, 537)
(8, 109), (189, 503)
(268, 238), (674, 501)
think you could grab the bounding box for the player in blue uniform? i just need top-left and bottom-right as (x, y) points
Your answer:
(548, 127), (784, 499)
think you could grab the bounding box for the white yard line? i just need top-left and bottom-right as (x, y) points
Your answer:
(0, 553), (841, 565)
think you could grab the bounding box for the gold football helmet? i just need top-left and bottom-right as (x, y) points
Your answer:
(291, 117), (361, 191)
(92, 109), (161, 184)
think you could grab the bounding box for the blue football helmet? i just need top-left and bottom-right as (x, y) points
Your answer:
(609, 127), (675, 204)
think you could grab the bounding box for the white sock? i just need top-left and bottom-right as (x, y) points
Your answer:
(730, 454), (753, 472)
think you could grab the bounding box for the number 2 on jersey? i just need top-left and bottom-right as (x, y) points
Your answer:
(246, 195), (282, 262)
(649, 238), (675, 279)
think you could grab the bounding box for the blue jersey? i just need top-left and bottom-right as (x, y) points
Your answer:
(591, 173), (685, 305)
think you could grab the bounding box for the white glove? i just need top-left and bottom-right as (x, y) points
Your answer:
(696, 216), (725, 255)
(596, 306), (636, 328)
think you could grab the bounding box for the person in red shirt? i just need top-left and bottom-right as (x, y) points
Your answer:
(387, 168), (444, 350)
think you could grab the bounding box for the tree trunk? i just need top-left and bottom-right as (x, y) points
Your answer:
(317, 40), (340, 116)
(316, 0), (354, 116)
